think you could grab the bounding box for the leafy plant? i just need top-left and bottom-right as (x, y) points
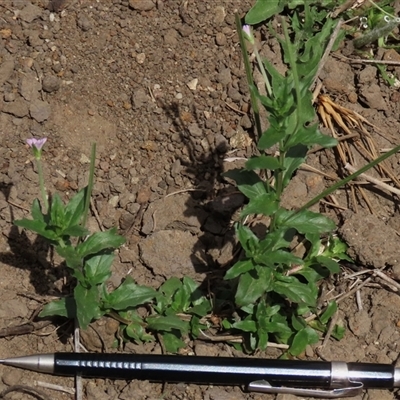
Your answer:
(16, 142), (129, 329)
(219, 3), (400, 356)
(14, 140), (213, 352)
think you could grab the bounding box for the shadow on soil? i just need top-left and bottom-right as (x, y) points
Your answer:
(160, 101), (247, 313)
(0, 183), (67, 296)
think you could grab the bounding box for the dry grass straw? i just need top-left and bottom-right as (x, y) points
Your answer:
(317, 94), (400, 213)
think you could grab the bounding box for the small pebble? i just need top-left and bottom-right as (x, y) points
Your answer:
(215, 32), (226, 46)
(2, 368), (22, 386)
(77, 15), (92, 31)
(42, 75), (61, 92)
(187, 78), (198, 91)
(129, 0), (155, 11)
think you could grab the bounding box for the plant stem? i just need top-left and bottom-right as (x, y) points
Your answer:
(294, 143), (400, 215)
(81, 143), (96, 229)
(270, 18), (300, 231)
(235, 13), (263, 140)
(281, 17), (302, 135)
(253, 47), (272, 97)
(36, 158), (48, 213)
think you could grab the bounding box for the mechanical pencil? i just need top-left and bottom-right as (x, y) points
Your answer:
(1, 352), (399, 398)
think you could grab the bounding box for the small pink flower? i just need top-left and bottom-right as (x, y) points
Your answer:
(243, 25), (251, 36)
(26, 137), (47, 150)
(242, 24), (254, 45)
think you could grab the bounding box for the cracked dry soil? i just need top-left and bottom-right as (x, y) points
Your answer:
(1, 1), (400, 399)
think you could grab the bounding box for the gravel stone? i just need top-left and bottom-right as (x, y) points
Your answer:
(177, 24), (194, 37)
(188, 122), (203, 137)
(215, 32), (227, 46)
(19, 3), (42, 23)
(2, 97), (29, 117)
(131, 88), (149, 109)
(27, 30), (43, 47)
(19, 75), (41, 101)
(227, 86), (242, 102)
(2, 368), (23, 386)
(359, 83), (387, 110)
(129, 0), (155, 11)
(0, 59), (15, 86)
(163, 28), (178, 46)
(213, 6), (226, 24)
(214, 132), (229, 152)
(29, 99), (51, 122)
(240, 114), (252, 129)
(77, 14), (92, 31)
(42, 75), (61, 93)
(216, 67), (231, 85)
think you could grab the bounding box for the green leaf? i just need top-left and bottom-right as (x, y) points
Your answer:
(62, 225), (90, 237)
(146, 315), (189, 333)
(284, 123), (337, 150)
(282, 144), (308, 187)
(159, 277), (182, 297)
(296, 266), (326, 284)
(182, 276), (200, 306)
(188, 300), (212, 317)
(14, 218), (58, 241)
(104, 276), (157, 310)
(171, 285), (190, 313)
(160, 331), (186, 353)
(241, 193), (279, 218)
(235, 267), (273, 307)
(245, 0), (285, 24)
(39, 297), (76, 319)
(56, 245), (83, 270)
(237, 225), (259, 257)
(279, 210), (335, 234)
(265, 321), (293, 343)
(258, 226), (295, 253)
(290, 326), (319, 356)
(238, 181), (268, 200)
(74, 284), (102, 329)
(322, 236), (353, 262)
(258, 125), (284, 150)
(274, 275), (316, 306)
(64, 188), (86, 228)
(77, 228), (125, 258)
(170, 277), (203, 313)
(245, 155), (281, 171)
(291, 315), (306, 331)
(224, 259), (255, 280)
(304, 232), (321, 259)
(332, 324), (346, 340)
(257, 330), (269, 350)
(85, 253), (114, 285)
(232, 319), (257, 332)
(319, 301), (338, 325)
(223, 169), (262, 188)
(315, 255), (341, 274)
(254, 249), (303, 268)
(49, 193), (66, 230)
(190, 315), (207, 338)
(255, 301), (272, 350)
(125, 321), (151, 342)
(31, 198), (45, 222)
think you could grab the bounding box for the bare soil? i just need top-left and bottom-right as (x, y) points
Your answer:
(1, 1), (400, 399)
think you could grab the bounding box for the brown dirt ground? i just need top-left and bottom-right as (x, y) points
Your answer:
(1, 1), (400, 399)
